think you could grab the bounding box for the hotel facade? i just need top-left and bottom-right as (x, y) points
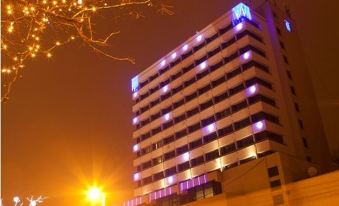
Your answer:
(125, 1), (332, 205)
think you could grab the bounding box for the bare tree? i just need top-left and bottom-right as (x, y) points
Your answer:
(1, 0), (173, 101)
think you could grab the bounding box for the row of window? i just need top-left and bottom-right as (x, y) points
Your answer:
(137, 112), (281, 173)
(136, 76), (274, 145)
(136, 59), (269, 130)
(134, 43), (267, 118)
(135, 18), (260, 93)
(139, 130), (283, 186)
(135, 30), (263, 104)
(137, 93), (277, 157)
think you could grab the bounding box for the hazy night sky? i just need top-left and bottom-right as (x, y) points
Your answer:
(2, 0), (339, 205)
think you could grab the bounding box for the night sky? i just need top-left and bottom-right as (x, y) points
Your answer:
(2, 0), (339, 205)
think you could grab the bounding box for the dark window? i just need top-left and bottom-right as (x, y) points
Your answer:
(270, 180), (281, 188)
(294, 102), (300, 112)
(185, 92), (198, 103)
(162, 105), (172, 115)
(172, 85), (183, 95)
(237, 136), (254, 149)
(203, 132), (218, 143)
(210, 61), (224, 72)
(208, 46), (221, 57)
(165, 166), (177, 177)
(171, 71), (182, 81)
(150, 99), (160, 107)
(212, 76), (226, 88)
(182, 63), (195, 74)
(198, 84), (211, 95)
(221, 37), (236, 49)
(298, 119), (304, 129)
(245, 77), (272, 89)
(276, 27), (281, 36)
(205, 149), (219, 162)
(153, 171), (164, 181)
(187, 107), (200, 118)
(163, 135), (175, 145)
(161, 92), (171, 101)
(279, 41), (285, 50)
(290, 86), (296, 95)
(234, 117), (251, 130)
(214, 91), (228, 104)
(178, 161), (190, 172)
(151, 112), (161, 121)
(231, 100), (248, 113)
(152, 126), (162, 135)
(267, 166), (279, 177)
(206, 33), (219, 44)
(143, 176), (152, 185)
(217, 125), (233, 137)
(195, 55), (208, 65)
(174, 113), (186, 124)
(229, 84), (245, 96)
(220, 143), (236, 155)
(164, 151), (176, 161)
(215, 108), (231, 121)
(142, 161), (152, 170)
(302, 137), (308, 148)
(248, 94), (276, 107)
(227, 67), (241, 79)
(176, 144), (189, 155)
(188, 122), (201, 133)
(182, 50), (193, 60)
(196, 69), (210, 80)
(175, 129), (187, 139)
(184, 77), (196, 88)
(194, 41), (206, 52)
(254, 131), (284, 144)
(283, 55), (289, 64)
(174, 99), (185, 109)
(251, 112), (280, 124)
(163, 120), (174, 130)
(287, 70), (293, 80)
(200, 100), (213, 111)
(190, 156), (204, 167)
(190, 138), (203, 149)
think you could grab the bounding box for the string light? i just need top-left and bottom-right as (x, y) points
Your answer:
(1, 0), (173, 102)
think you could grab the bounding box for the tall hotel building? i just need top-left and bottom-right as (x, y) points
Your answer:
(125, 1), (332, 205)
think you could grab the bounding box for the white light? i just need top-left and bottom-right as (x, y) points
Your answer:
(30, 200), (37, 206)
(13, 196), (20, 204)
(133, 144), (140, 152)
(164, 113), (171, 121)
(133, 173), (140, 181)
(160, 60), (166, 67)
(207, 124), (215, 133)
(196, 34), (203, 42)
(183, 152), (190, 161)
(255, 121), (264, 130)
(77, 0), (83, 4)
(249, 85), (256, 94)
(133, 117), (138, 125)
(182, 44), (189, 51)
(243, 51), (251, 60)
(162, 85), (169, 93)
(171, 52), (177, 59)
(236, 22), (243, 31)
(167, 176), (174, 184)
(200, 62), (207, 70)
(133, 92), (138, 98)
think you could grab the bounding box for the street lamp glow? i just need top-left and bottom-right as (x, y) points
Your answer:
(88, 187), (101, 201)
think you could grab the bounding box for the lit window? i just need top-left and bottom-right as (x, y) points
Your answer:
(196, 34), (203, 42)
(132, 117), (138, 125)
(243, 51), (251, 60)
(171, 52), (177, 59)
(207, 123), (216, 133)
(246, 85), (257, 96)
(182, 44), (189, 51)
(183, 152), (190, 161)
(164, 113), (171, 121)
(160, 59), (166, 67)
(133, 144), (140, 152)
(200, 62), (207, 70)
(252, 121), (266, 132)
(284, 20), (292, 32)
(132, 92), (138, 99)
(133, 173), (140, 181)
(162, 85), (169, 93)
(235, 22), (244, 31)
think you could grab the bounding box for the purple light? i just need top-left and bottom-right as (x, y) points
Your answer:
(133, 144), (140, 152)
(207, 123), (215, 133)
(243, 51), (251, 60)
(196, 34), (203, 42)
(182, 44), (189, 51)
(246, 85), (257, 96)
(164, 113), (171, 121)
(162, 85), (169, 93)
(171, 52), (177, 59)
(253, 120), (266, 132)
(132, 117), (138, 125)
(203, 174), (207, 183)
(169, 187), (172, 194)
(160, 59), (166, 67)
(200, 62), (207, 70)
(235, 22), (243, 31)
(133, 172), (140, 181)
(183, 152), (189, 161)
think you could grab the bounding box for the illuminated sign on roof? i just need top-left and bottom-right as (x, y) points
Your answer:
(232, 2), (252, 25)
(131, 76), (139, 92)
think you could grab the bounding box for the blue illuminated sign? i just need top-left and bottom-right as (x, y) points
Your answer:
(284, 20), (292, 32)
(131, 76), (139, 92)
(232, 2), (252, 25)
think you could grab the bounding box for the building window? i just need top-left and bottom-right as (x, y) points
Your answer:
(220, 143), (236, 155)
(287, 70), (293, 80)
(165, 166), (177, 177)
(175, 129), (187, 140)
(294, 102), (300, 112)
(191, 156), (205, 167)
(203, 132), (218, 144)
(176, 144), (189, 155)
(283, 55), (289, 64)
(276, 27), (281, 36)
(217, 125), (234, 137)
(234, 117), (251, 130)
(236, 135), (254, 149)
(298, 119), (304, 129)
(178, 161), (190, 172)
(270, 179), (282, 189)
(279, 41), (285, 50)
(190, 138), (203, 150)
(164, 151), (176, 161)
(302, 137), (309, 148)
(267, 166), (279, 177)
(153, 171), (164, 181)
(290, 86), (296, 95)
(205, 149), (220, 162)
(306, 156), (312, 162)
(188, 122), (201, 133)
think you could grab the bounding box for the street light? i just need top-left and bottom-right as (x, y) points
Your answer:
(87, 187), (105, 206)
